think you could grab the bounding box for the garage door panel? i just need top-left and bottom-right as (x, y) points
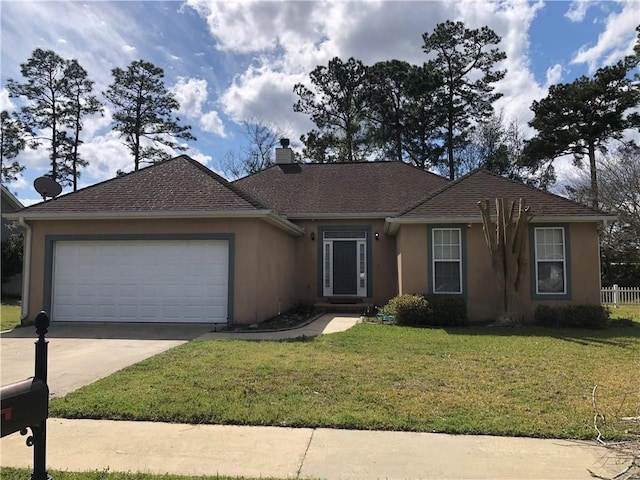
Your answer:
(52, 240), (229, 323)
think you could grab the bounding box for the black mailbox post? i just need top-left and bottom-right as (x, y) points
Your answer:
(0, 311), (52, 480)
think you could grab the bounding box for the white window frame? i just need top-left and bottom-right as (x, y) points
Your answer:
(432, 228), (462, 294)
(534, 227), (567, 295)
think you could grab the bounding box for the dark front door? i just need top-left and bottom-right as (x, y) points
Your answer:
(333, 241), (357, 295)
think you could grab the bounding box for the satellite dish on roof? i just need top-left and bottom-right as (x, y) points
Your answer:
(34, 176), (62, 201)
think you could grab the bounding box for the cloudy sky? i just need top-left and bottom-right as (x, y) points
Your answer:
(1, 0), (638, 205)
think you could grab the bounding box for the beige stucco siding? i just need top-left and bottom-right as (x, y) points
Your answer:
(397, 221), (603, 323)
(254, 221), (296, 323)
(23, 217), (296, 325)
(464, 224), (499, 322)
(396, 224), (428, 296)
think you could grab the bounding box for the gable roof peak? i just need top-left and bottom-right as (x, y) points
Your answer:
(14, 154), (268, 215)
(399, 168), (611, 219)
(233, 160), (450, 215)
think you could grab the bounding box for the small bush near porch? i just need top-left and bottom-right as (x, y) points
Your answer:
(51, 322), (639, 441)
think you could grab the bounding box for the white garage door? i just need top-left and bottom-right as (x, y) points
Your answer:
(52, 240), (228, 323)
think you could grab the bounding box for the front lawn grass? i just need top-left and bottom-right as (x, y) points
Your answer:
(0, 468), (284, 480)
(608, 304), (640, 321)
(1, 299), (21, 331)
(50, 323), (640, 440)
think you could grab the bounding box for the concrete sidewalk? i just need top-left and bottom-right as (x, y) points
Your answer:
(198, 314), (361, 340)
(0, 418), (627, 479)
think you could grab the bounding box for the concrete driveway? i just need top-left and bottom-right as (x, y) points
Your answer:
(1, 322), (212, 398)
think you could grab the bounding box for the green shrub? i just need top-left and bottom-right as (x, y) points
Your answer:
(423, 295), (468, 326)
(534, 305), (557, 326)
(1, 234), (23, 285)
(288, 301), (315, 315)
(381, 294), (431, 326)
(534, 304), (609, 329)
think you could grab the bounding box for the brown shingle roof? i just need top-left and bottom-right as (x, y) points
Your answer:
(18, 156), (266, 214)
(233, 162), (449, 216)
(400, 169), (607, 219)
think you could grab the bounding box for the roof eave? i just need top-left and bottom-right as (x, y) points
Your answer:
(384, 214), (618, 234)
(1, 186), (24, 211)
(283, 212), (394, 220)
(4, 210), (305, 236)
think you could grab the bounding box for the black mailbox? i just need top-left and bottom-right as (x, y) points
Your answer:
(1, 377), (49, 438)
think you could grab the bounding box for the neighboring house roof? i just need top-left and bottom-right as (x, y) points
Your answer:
(1, 185), (24, 211)
(395, 169), (614, 222)
(2, 185), (25, 241)
(233, 162), (449, 217)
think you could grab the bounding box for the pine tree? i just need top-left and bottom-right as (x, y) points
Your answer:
(294, 57), (372, 163)
(522, 56), (640, 209)
(104, 60), (195, 170)
(6, 49), (69, 182)
(0, 111), (30, 183)
(422, 21), (506, 179)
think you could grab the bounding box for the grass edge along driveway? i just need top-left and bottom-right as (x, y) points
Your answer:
(1, 468), (290, 480)
(50, 322), (640, 441)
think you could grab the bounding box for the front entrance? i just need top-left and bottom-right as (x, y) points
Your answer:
(322, 230), (367, 297)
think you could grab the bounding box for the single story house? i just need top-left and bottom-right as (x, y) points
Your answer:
(6, 144), (614, 326)
(2, 184), (25, 297)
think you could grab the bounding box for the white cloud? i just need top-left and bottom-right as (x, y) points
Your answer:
(457, 0), (546, 136)
(172, 77), (208, 118)
(185, 148), (212, 167)
(545, 64), (564, 86)
(565, 0), (592, 22)
(171, 77), (226, 137)
(78, 132), (132, 182)
(200, 110), (226, 136)
(122, 45), (136, 54)
(571, 0), (640, 72)
(0, 89), (15, 111)
(6, 175), (27, 192)
(192, 0), (547, 146)
(18, 197), (45, 207)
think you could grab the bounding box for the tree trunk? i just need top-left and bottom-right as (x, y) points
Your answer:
(479, 198), (531, 326)
(588, 142), (599, 210)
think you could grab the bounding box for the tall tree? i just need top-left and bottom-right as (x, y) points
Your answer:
(402, 65), (446, 169)
(458, 111), (536, 182)
(366, 61), (444, 168)
(0, 111), (29, 183)
(64, 59), (103, 191)
(294, 57), (372, 163)
(422, 21), (507, 180)
(223, 117), (291, 178)
(566, 145), (640, 287)
(367, 60), (412, 163)
(104, 60), (196, 170)
(6, 48), (69, 182)
(522, 56), (640, 209)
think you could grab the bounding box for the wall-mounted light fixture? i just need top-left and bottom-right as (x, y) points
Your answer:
(311, 232), (315, 241)
(374, 231), (380, 241)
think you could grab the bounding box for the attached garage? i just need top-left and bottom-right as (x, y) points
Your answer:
(50, 239), (229, 324)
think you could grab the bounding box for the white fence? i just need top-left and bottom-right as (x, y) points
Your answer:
(601, 285), (640, 306)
